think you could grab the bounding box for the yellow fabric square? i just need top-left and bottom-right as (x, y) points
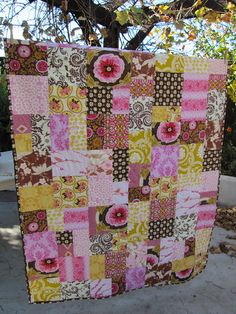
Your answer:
(127, 221), (148, 242)
(178, 143), (203, 175)
(184, 56), (209, 74)
(14, 133), (32, 154)
(52, 176), (88, 209)
(19, 185), (54, 212)
(47, 208), (64, 231)
(172, 256), (195, 272)
(129, 130), (151, 164)
(150, 176), (177, 199)
(152, 106), (181, 123)
(69, 113), (87, 150)
(195, 228), (212, 255)
(90, 255), (105, 280)
(29, 278), (61, 302)
(177, 173), (202, 190)
(128, 201), (150, 225)
(155, 54), (185, 73)
(49, 84), (87, 114)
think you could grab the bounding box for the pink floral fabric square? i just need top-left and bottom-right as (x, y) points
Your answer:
(88, 174), (113, 206)
(126, 267), (146, 291)
(151, 146), (179, 178)
(23, 231), (58, 262)
(50, 114), (69, 151)
(9, 75), (48, 115)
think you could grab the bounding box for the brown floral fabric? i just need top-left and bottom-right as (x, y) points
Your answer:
(6, 41), (47, 76)
(20, 210), (48, 234)
(16, 151), (52, 186)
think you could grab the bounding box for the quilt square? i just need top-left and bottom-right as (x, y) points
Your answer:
(155, 72), (183, 106)
(16, 151), (52, 187)
(7, 41), (47, 76)
(23, 231), (58, 262)
(129, 130), (152, 164)
(104, 114), (129, 149)
(131, 51), (155, 80)
(112, 85), (130, 114)
(49, 84), (87, 114)
(12, 114), (31, 134)
(129, 96), (153, 130)
(87, 49), (131, 87)
(87, 86), (112, 114)
(20, 210), (48, 234)
(151, 145), (179, 178)
(52, 176), (88, 209)
(9, 75), (48, 115)
(87, 114), (105, 150)
(48, 47), (87, 86)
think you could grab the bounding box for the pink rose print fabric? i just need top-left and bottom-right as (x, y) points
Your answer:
(5, 39), (227, 303)
(23, 231), (58, 262)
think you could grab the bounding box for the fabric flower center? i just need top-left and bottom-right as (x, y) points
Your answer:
(106, 66), (112, 72)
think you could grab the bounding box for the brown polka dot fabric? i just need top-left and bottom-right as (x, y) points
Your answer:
(155, 72), (183, 106)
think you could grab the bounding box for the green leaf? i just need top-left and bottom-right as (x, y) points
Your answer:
(115, 10), (129, 26)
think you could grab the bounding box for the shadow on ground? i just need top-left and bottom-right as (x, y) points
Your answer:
(0, 192), (236, 314)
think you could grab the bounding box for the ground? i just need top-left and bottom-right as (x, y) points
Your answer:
(0, 192), (236, 314)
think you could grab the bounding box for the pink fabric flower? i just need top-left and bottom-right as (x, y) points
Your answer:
(93, 53), (125, 83)
(146, 254), (159, 268)
(182, 131), (190, 141)
(36, 60), (48, 73)
(9, 59), (21, 71)
(189, 121), (197, 130)
(39, 45), (47, 52)
(199, 130), (205, 141)
(175, 268), (193, 279)
(105, 204), (128, 227)
(36, 211), (46, 220)
(35, 258), (58, 273)
(87, 113), (99, 120)
(112, 283), (119, 295)
(27, 222), (39, 233)
(17, 45), (32, 58)
(141, 185), (150, 195)
(87, 128), (93, 138)
(157, 122), (180, 143)
(96, 127), (105, 136)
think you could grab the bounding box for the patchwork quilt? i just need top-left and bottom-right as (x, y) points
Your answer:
(5, 39), (227, 303)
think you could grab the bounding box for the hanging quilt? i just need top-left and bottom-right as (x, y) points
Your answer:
(4, 39), (227, 303)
